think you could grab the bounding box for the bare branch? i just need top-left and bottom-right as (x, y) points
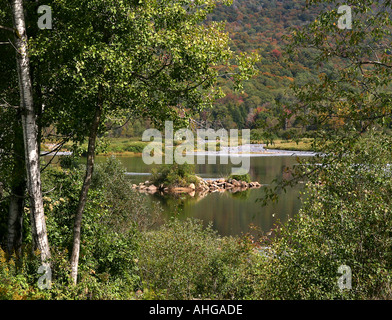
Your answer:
(1, 98), (19, 109)
(0, 25), (14, 33)
(358, 60), (392, 68)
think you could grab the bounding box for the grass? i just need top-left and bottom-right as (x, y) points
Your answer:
(263, 138), (313, 151)
(42, 136), (315, 156)
(104, 139), (148, 154)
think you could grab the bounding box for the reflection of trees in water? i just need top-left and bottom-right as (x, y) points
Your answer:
(115, 156), (306, 235)
(229, 189), (250, 200)
(151, 192), (202, 216)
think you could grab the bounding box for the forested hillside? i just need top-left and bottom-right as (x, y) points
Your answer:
(114, 0), (321, 137)
(209, 0), (323, 130)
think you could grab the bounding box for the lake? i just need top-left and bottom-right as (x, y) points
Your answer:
(94, 153), (311, 237)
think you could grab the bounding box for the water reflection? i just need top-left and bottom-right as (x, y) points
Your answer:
(93, 155), (308, 237)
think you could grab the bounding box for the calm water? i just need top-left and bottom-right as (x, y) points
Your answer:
(94, 155), (309, 237)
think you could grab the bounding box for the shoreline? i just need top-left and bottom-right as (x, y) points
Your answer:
(42, 143), (317, 158)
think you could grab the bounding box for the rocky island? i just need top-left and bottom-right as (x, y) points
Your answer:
(132, 176), (262, 195)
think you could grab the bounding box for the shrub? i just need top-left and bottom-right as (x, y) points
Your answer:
(280, 128), (301, 141)
(228, 173), (251, 183)
(258, 132), (392, 299)
(39, 156), (162, 298)
(124, 142), (146, 153)
(150, 163), (199, 187)
(137, 218), (262, 299)
(250, 129), (264, 142)
(0, 248), (45, 300)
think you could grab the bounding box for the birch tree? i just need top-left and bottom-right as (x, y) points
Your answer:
(0, 2), (25, 257)
(9, 0), (50, 264)
(29, 0), (258, 284)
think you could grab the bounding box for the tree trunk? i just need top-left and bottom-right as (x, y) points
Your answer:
(70, 89), (103, 284)
(7, 182), (25, 257)
(10, 0), (50, 264)
(7, 121), (26, 258)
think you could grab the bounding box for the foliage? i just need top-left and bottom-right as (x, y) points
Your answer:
(102, 140), (149, 154)
(91, 156), (163, 231)
(32, 156), (162, 298)
(254, 0), (392, 299)
(286, 0), (392, 151)
(261, 0), (392, 202)
(191, 0), (321, 131)
(137, 218), (262, 299)
(0, 248), (46, 300)
(27, 0), (259, 150)
(150, 163), (199, 187)
(258, 132), (392, 299)
(227, 173), (251, 183)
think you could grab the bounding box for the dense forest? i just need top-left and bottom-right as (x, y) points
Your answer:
(112, 0), (321, 138)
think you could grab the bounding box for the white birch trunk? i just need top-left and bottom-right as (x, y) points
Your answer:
(70, 98), (103, 284)
(10, 0), (50, 264)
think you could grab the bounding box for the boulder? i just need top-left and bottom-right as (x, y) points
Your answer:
(133, 176), (263, 195)
(232, 180), (240, 187)
(147, 185), (157, 192)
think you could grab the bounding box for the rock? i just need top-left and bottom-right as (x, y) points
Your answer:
(189, 191), (196, 197)
(147, 185), (157, 192)
(209, 184), (218, 191)
(133, 176), (262, 195)
(232, 180), (240, 187)
(170, 187), (194, 193)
